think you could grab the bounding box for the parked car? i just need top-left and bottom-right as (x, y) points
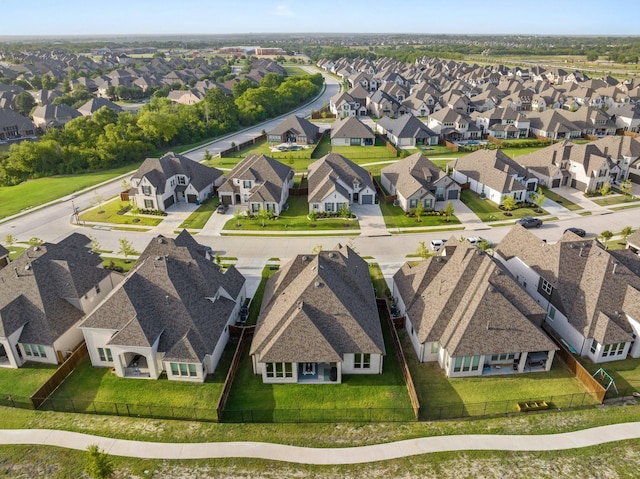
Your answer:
(216, 203), (228, 214)
(516, 217), (542, 228)
(430, 239), (446, 251)
(564, 227), (586, 237)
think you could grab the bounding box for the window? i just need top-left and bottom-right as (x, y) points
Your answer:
(95, 284), (101, 295)
(431, 342), (439, 354)
(598, 169), (607, 177)
(541, 279), (553, 296)
(548, 306), (556, 321)
(22, 344), (46, 358)
(350, 138), (361, 145)
(462, 356), (472, 372)
(409, 199), (417, 208)
(453, 357), (462, 372)
(170, 362), (197, 377)
(178, 176), (186, 185)
(325, 202), (334, 212)
(590, 339), (598, 354)
(354, 353), (371, 369)
(265, 362), (293, 378)
(471, 355), (480, 371)
(243, 180), (251, 189)
(603, 343), (625, 357)
(144, 199), (154, 209)
(97, 348), (112, 362)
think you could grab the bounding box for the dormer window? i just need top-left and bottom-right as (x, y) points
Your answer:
(178, 176), (186, 185)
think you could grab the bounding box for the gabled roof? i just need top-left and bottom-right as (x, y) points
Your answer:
(452, 149), (531, 193)
(308, 153), (375, 203)
(381, 152), (450, 198)
(330, 116), (375, 140)
(394, 240), (554, 356)
(593, 135), (640, 160)
(217, 154), (292, 203)
(80, 232), (245, 363)
(250, 246), (385, 363)
(377, 114), (437, 140)
(0, 234), (110, 344)
(267, 115), (319, 140)
(131, 152), (222, 195)
(496, 226), (640, 344)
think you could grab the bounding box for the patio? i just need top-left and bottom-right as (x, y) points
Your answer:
(297, 362), (338, 383)
(122, 354), (151, 378)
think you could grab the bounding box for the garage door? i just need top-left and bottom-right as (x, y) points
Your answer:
(163, 195), (175, 209)
(447, 189), (459, 200)
(361, 194), (373, 204)
(187, 194), (198, 203)
(552, 179), (561, 188)
(629, 172), (640, 184)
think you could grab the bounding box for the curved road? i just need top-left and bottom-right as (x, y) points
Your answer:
(1, 422), (640, 464)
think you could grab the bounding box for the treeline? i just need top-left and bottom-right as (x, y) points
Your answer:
(0, 73), (323, 186)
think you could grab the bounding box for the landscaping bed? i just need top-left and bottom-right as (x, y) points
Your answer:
(79, 199), (163, 226)
(379, 202), (460, 229)
(460, 190), (546, 222)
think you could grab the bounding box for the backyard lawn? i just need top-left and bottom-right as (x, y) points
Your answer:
(223, 307), (414, 422)
(579, 356), (640, 396)
(79, 199), (163, 227)
(398, 330), (594, 419)
(379, 201), (461, 229)
(178, 197), (219, 229)
(460, 189), (547, 222)
(222, 195), (360, 232)
(0, 362), (58, 398)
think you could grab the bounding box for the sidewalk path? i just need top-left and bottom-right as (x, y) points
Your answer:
(1, 422), (639, 464)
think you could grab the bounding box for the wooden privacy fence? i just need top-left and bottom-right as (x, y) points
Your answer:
(31, 342), (88, 409)
(216, 326), (255, 421)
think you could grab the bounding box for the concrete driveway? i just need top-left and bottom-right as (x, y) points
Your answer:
(352, 204), (390, 236)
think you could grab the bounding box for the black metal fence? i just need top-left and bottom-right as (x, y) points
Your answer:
(221, 407), (416, 423)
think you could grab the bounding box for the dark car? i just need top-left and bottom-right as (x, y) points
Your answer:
(216, 203), (228, 214)
(564, 227), (586, 237)
(516, 217), (542, 228)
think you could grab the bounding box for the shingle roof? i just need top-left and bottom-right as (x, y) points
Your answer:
(250, 246), (385, 363)
(331, 117), (375, 140)
(267, 115), (319, 140)
(307, 153), (375, 203)
(131, 152), (222, 195)
(381, 152), (451, 198)
(0, 244), (8, 258)
(496, 226), (640, 344)
(80, 232), (245, 363)
(452, 149), (530, 193)
(0, 234), (110, 345)
(217, 154), (293, 203)
(394, 240), (555, 357)
(627, 229), (640, 250)
(377, 114), (437, 140)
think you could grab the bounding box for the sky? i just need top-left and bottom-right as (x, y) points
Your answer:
(3, 0), (640, 37)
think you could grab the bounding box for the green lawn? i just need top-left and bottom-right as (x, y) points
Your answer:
(379, 201), (460, 229)
(398, 330), (594, 419)
(331, 139), (397, 160)
(460, 190), (546, 222)
(247, 264), (279, 326)
(369, 262), (390, 298)
(222, 196), (360, 232)
(578, 357), (640, 396)
(282, 65), (309, 77)
(611, 202), (640, 211)
(223, 308), (414, 422)
(7, 246), (26, 260)
(541, 187), (583, 211)
(178, 197), (219, 229)
(79, 199), (163, 226)
(101, 257), (137, 273)
(592, 194), (639, 207)
(0, 362), (58, 398)
(0, 163), (141, 220)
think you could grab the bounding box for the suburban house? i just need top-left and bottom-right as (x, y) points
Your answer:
(527, 110), (582, 140)
(32, 104), (81, 130)
(473, 108), (530, 139)
(380, 153), (460, 212)
(330, 116), (375, 146)
(329, 91), (367, 117)
(495, 226), (640, 363)
(626, 229), (640, 255)
(250, 246), (385, 384)
(366, 89), (406, 117)
(0, 234), (122, 369)
(129, 152), (224, 212)
(376, 114), (438, 148)
(77, 98), (123, 118)
(0, 109), (36, 140)
(80, 231), (246, 381)
(267, 115), (320, 145)
(166, 88), (205, 105)
(0, 244), (9, 270)
(426, 107), (480, 141)
(217, 154), (294, 215)
(516, 141), (619, 192)
(609, 104), (640, 134)
(393, 238), (557, 377)
(307, 153), (377, 212)
(451, 149), (538, 206)
(592, 135), (640, 183)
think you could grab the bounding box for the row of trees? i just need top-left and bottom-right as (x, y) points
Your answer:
(0, 73), (323, 186)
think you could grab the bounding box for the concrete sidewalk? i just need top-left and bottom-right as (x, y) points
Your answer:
(1, 422), (640, 464)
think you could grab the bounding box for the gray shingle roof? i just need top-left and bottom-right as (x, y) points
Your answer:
(452, 149), (531, 193)
(381, 153), (451, 198)
(496, 226), (640, 344)
(331, 117), (375, 140)
(80, 232), (245, 363)
(250, 246), (385, 363)
(217, 154), (293, 203)
(394, 240), (555, 357)
(267, 115), (319, 140)
(377, 114), (437, 140)
(307, 153), (375, 203)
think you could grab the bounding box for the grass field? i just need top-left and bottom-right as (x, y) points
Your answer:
(460, 190), (547, 222)
(578, 356), (640, 396)
(178, 197), (219, 229)
(541, 187), (583, 211)
(78, 199), (163, 227)
(247, 264), (279, 326)
(592, 194), (639, 207)
(379, 202), (460, 229)
(368, 262), (390, 298)
(0, 362), (58, 397)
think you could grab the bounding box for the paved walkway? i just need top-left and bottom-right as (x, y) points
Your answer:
(2, 422), (640, 464)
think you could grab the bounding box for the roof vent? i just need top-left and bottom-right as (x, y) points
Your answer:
(157, 238), (164, 244)
(155, 256), (162, 261)
(476, 249), (483, 255)
(302, 255), (308, 261)
(328, 252), (335, 258)
(488, 285), (495, 292)
(25, 264), (31, 271)
(314, 281), (321, 288)
(34, 246), (40, 252)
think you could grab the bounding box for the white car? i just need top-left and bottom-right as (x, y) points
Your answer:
(430, 239), (446, 251)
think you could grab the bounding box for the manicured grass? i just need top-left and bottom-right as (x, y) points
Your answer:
(178, 197), (219, 229)
(7, 246), (26, 260)
(0, 163), (141, 220)
(101, 257), (137, 273)
(331, 139), (397, 160)
(78, 199), (163, 226)
(460, 189), (546, 222)
(282, 65), (309, 77)
(379, 201), (460, 229)
(224, 139), (315, 161)
(540, 187), (583, 211)
(247, 264), (279, 326)
(222, 196), (360, 232)
(578, 356), (640, 396)
(224, 309), (414, 422)
(394, 226), (466, 235)
(0, 362), (58, 398)
(369, 262), (390, 298)
(592, 194), (640, 207)
(611, 202), (640, 211)
(398, 329), (594, 419)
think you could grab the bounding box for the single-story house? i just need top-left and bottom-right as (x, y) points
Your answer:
(330, 116), (375, 147)
(376, 114), (438, 147)
(0, 109), (36, 140)
(79, 231), (246, 382)
(129, 152), (224, 212)
(393, 238), (557, 377)
(267, 115), (319, 145)
(250, 246), (385, 384)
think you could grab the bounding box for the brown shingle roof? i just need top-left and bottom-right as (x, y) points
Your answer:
(452, 149), (530, 194)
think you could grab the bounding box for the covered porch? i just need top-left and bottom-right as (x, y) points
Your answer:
(481, 351), (554, 376)
(116, 352), (154, 379)
(298, 362), (339, 384)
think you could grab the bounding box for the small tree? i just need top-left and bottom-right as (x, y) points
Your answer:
(531, 187), (546, 213)
(121, 178), (130, 191)
(4, 234), (16, 248)
(444, 201), (455, 222)
(311, 244), (323, 253)
(88, 235), (101, 253)
(117, 237), (138, 261)
(620, 179), (633, 199)
(599, 181), (611, 197)
(414, 201), (424, 223)
(27, 237), (43, 247)
(256, 206), (270, 227)
(599, 229), (613, 249)
(93, 190), (106, 213)
(621, 226), (634, 242)
(203, 149), (213, 163)
(308, 209), (317, 226)
(501, 195), (517, 213)
(233, 208), (243, 227)
(416, 241), (430, 259)
(478, 238), (493, 252)
(85, 444), (114, 479)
